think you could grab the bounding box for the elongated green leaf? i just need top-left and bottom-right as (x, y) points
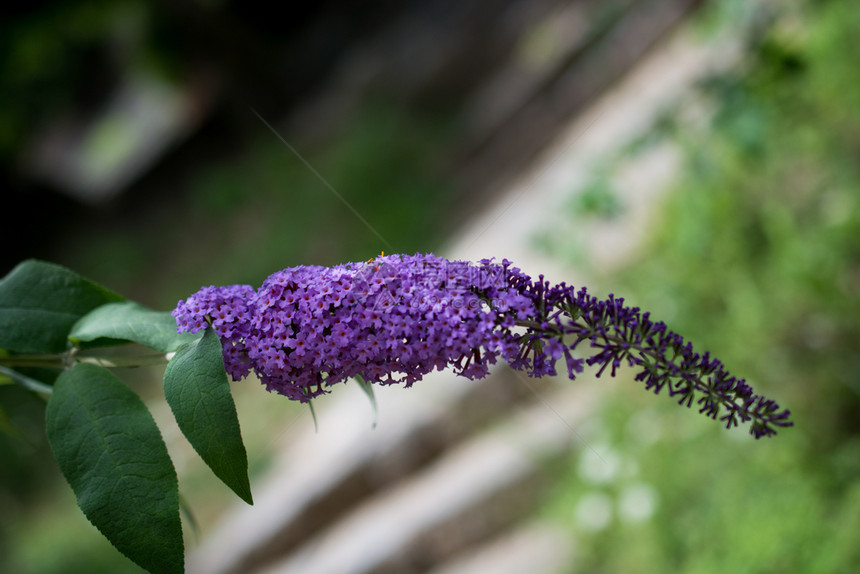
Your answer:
(46, 363), (183, 574)
(308, 398), (318, 433)
(179, 493), (201, 545)
(163, 328), (253, 504)
(69, 301), (197, 353)
(354, 375), (378, 429)
(0, 260), (124, 353)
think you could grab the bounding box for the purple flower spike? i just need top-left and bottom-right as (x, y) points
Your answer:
(173, 253), (792, 438)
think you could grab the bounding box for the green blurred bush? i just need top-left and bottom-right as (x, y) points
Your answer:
(543, 0), (860, 571)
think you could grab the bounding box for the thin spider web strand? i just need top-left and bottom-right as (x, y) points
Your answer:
(250, 107), (395, 252)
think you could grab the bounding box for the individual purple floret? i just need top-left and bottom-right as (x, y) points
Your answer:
(172, 253), (792, 438)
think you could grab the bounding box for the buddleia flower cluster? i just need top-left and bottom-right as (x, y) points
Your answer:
(173, 253), (792, 438)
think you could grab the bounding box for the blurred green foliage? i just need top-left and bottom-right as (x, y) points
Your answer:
(617, 0), (860, 443)
(544, 394), (860, 574)
(56, 102), (455, 312)
(570, 169), (624, 221)
(0, 0), (172, 159)
(542, 0), (860, 571)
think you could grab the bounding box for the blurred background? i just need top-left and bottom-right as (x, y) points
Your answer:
(2, 0), (859, 572)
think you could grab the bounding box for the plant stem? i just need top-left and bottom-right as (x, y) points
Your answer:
(0, 351), (174, 370)
(0, 353), (69, 368)
(0, 366), (55, 394)
(74, 352), (176, 368)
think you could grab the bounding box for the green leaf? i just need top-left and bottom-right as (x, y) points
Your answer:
(0, 260), (124, 353)
(46, 363), (183, 574)
(308, 398), (319, 433)
(163, 328), (253, 504)
(179, 493), (201, 545)
(69, 301), (197, 353)
(354, 375), (378, 429)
